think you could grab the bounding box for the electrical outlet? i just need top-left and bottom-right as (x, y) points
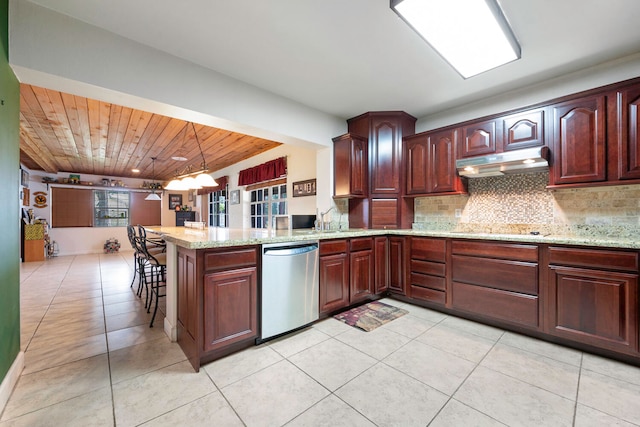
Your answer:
(454, 209), (462, 218)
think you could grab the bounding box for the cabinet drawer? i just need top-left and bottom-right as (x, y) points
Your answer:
(204, 247), (257, 271)
(548, 247), (639, 272)
(452, 281), (539, 329)
(410, 285), (445, 305)
(350, 237), (373, 252)
(452, 255), (538, 295)
(320, 239), (348, 256)
(410, 273), (446, 291)
(411, 259), (445, 277)
(452, 240), (538, 262)
(411, 237), (446, 262)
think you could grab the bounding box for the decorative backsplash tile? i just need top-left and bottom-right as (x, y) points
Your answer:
(414, 172), (640, 238)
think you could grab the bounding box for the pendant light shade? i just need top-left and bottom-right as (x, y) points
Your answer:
(164, 122), (219, 190)
(195, 173), (217, 187)
(145, 157), (162, 201)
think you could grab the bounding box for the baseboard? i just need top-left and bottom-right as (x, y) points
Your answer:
(0, 352), (24, 416)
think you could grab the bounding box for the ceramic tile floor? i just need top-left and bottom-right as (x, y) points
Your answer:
(2, 252), (640, 426)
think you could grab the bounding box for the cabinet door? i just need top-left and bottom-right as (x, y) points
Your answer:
(461, 119), (499, 157)
(333, 133), (368, 197)
(374, 237), (388, 293)
(547, 265), (638, 354)
(350, 249), (374, 303)
(612, 85), (640, 180)
(370, 119), (402, 194)
(551, 95), (606, 184)
(388, 236), (406, 295)
(502, 108), (545, 151)
(178, 250), (198, 345)
(319, 253), (350, 314)
(405, 136), (429, 195)
(203, 267), (258, 353)
(429, 128), (459, 193)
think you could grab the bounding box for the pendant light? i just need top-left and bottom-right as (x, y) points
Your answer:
(145, 157), (162, 201)
(164, 122), (218, 190)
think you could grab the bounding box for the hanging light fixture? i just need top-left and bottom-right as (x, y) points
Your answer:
(145, 157), (162, 201)
(164, 122), (218, 190)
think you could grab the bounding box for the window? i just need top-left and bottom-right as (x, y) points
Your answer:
(250, 183), (287, 229)
(208, 185), (229, 227)
(94, 190), (129, 227)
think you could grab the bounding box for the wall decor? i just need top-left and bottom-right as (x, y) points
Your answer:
(230, 189), (240, 205)
(168, 194), (182, 210)
(292, 179), (316, 197)
(20, 169), (29, 188)
(33, 191), (47, 208)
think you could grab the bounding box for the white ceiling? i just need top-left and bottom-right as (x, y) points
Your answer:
(23, 0), (640, 120)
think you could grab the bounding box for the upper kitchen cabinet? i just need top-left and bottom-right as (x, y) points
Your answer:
(348, 112), (417, 195)
(333, 133), (368, 198)
(460, 118), (499, 158)
(405, 128), (465, 195)
(344, 111), (417, 229)
(550, 95), (607, 185)
(502, 108), (546, 151)
(460, 108), (546, 158)
(609, 83), (640, 181)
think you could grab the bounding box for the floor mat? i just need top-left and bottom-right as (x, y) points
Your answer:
(334, 301), (408, 332)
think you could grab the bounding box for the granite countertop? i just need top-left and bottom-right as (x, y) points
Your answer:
(145, 226), (640, 250)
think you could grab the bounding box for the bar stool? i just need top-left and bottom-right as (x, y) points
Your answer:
(137, 226), (166, 328)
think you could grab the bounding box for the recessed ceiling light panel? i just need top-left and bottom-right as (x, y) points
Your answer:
(391, 0), (521, 78)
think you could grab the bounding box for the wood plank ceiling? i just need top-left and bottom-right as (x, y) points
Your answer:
(19, 83), (282, 182)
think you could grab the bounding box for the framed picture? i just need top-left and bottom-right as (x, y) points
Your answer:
(188, 191), (194, 202)
(20, 169), (29, 188)
(168, 194), (182, 210)
(293, 179), (316, 197)
(230, 190), (240, 205)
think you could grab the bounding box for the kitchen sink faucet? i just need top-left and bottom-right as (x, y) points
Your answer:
(320, 207), (334, 231)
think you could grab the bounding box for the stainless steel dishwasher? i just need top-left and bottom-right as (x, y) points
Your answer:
(260, 241), (319, 341)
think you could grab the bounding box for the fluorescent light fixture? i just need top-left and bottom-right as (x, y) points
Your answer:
(391, 0), (520, 78)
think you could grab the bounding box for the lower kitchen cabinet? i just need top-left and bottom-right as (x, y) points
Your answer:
(203, 267), (258, 353)
(546, 246), (639, 355)
(319, 239), (350, 314)
(388, 236), (406, 294)
(349, 237), (374, 303)
(374, 237), (388, 294)
(177, 245), (259, 371)
(408, 237), (447, 305)
(451, 240), (540, 329)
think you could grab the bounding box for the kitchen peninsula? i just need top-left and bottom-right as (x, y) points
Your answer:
(148, 225), (640, 371)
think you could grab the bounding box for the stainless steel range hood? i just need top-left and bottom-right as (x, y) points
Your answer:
(456, 146), (550, 178)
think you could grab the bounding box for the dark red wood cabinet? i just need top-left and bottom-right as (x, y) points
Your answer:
(349, 237), (374, 303)
(502, 107), (546, 151)
(610, 84), (640, 181)
(177, 245), (259, 371)
(408, 237), (447, 306)
(546, 246), (639, 355)
(333, 133), (368, 198)
(319, 239), (350, 314)
(405, 128), (464, 196)
(451, 240), (540, 329)
(345, 112), (416, 229)
(550, 95), (607, 185)
(460, 118), (499, 158)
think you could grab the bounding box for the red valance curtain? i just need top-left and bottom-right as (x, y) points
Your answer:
(238, 157), (287, 186)
(196, 176), (228, 195)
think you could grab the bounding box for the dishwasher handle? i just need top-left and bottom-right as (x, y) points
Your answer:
(263, 243), (319, 256)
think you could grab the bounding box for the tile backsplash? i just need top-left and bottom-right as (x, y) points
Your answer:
(414, 172), (640, 238)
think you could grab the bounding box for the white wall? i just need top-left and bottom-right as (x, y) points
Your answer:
(416, 52), (640, 132)
(23, 168), (170, 256)
(205, 144), (321, 229)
